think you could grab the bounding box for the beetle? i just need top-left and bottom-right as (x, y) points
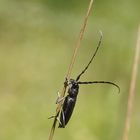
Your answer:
(52, 32), (120, 128)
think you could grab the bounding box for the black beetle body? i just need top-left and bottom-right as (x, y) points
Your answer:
(59, 79), (79, 128)
(57, 32), (120, 128)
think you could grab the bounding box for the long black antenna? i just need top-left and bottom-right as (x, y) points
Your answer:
(78, 81), (120, 93)
(76, 31), (103, 81)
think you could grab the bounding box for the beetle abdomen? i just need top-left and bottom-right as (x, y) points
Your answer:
(59, 96), (77, 128)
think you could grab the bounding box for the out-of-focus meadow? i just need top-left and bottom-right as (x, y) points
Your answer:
(0, 0), (140, 140)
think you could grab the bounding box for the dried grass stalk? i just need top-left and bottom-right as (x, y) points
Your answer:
(122, 24), (140, 140)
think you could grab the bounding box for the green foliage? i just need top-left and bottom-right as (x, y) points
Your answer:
(0, 0), (140, 140)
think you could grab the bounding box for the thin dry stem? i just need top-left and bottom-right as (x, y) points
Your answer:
(48, 1), (94, 140)
(122, 24), (140, 140)
(66, 0), (94, 79)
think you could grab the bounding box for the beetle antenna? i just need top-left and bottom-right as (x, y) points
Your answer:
(76, 31), (103, 81)
(78, 81), (120, 93)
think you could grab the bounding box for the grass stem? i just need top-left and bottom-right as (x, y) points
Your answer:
(122, 24), (140, 140)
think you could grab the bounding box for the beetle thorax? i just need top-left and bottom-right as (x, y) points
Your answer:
(68, 79), (79, 97)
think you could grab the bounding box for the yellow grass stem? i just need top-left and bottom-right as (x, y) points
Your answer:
(122, 24), (140, 140)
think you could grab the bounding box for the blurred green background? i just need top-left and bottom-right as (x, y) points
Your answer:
(0, 0), (140, 140)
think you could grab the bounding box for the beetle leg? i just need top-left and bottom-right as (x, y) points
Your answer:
(58, 108), (65, 128)
(56, 117), (62, 126)
(48, 115), (62, 126)
(64, 77), (68, 87)
(61, 108), (65, 127)
(48, 115), (56, 119)
(56, 92), (66, 104)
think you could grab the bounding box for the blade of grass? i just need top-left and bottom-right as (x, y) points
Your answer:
(122, 24), (140, 140)
(48, 0), (94, 140)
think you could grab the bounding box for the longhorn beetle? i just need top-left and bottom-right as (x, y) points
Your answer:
(50, 32), (120, 128)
